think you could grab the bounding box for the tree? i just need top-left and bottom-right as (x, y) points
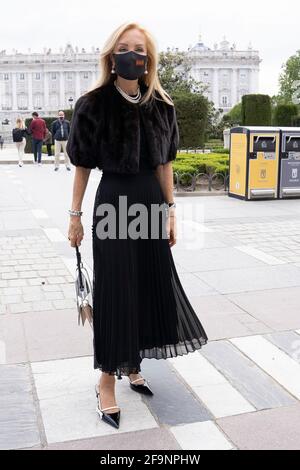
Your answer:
(241, 94), (272, 126)
(277, 50), (300, 105)
(158, 48), (211, 147)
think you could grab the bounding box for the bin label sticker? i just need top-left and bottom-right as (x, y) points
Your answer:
(288, 152), (300, 160)
(292, 168), (298, 179)
(263, 152), (276, 160)
(260, 169), (267, 179)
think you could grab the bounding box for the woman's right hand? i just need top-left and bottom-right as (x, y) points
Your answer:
(68, 216), (84, 247)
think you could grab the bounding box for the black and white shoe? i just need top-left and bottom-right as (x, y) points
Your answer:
(128, 375), (154, 396)
(95, 384), (120, 429)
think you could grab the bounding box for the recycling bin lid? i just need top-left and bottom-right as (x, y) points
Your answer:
(230, 126), (280, 133)
(279, 127), (300, 132)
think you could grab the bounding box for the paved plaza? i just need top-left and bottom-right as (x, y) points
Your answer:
(1, 149), (300, 450)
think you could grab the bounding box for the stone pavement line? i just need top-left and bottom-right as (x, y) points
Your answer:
(230, 335), (300, 400)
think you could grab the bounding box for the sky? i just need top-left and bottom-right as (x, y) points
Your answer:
(1, 0), (299, 96)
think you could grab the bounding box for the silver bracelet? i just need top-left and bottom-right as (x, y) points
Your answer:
(68, 209), (83, 217)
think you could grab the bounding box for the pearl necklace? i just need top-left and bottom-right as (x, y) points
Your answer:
(114, 80), (141, 104)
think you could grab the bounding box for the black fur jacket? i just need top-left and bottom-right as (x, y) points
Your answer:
(66, 79), (179, 173)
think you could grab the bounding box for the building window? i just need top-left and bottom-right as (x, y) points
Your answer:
(19, 73), (25, 81)
(51, 73), (57, 80)
(34, 94), (43, 109)
(83, 72), (89, 79)
(67, 72), (73, 80)
(50, 94), (59, 109)
(35, 73), (41, 80)
(222, 96), (228, 106)
(18, 94), (28, 109)
(2, 94), (12, 109)
(4, 73), (9, 81)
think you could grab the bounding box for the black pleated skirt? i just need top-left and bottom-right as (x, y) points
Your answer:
(91, 168), (208, 377)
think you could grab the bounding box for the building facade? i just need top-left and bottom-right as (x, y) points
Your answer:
(0, 43), (99, 124)
(0, 37), (261, 126)
(183, 35), (261, 114)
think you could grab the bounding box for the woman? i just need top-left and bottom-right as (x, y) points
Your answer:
(67, 22), (208, 430)
(12, 118), (30, 167)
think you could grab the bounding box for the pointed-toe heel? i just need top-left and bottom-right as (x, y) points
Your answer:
(129, 376), (154, 396)
(95, 384), (121, 429)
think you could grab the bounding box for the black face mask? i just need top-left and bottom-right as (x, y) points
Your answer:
(112, 51), (148, 81)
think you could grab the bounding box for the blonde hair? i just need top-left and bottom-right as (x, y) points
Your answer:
(16, 117), (25, 129)
(88, 22), (174, 106)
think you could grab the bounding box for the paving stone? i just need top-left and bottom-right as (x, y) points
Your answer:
(231, 335), (300, 400)
(8, 279), (28, 287)
(0, 364), (40, 449)
(22, 309), (93, 361)
(170, 421), (234, 450)
(31, 356), (158, 443)
(201, 340), (296, 410)
(227, 287), (300, 330)
(46, 427), (180, 450)
(9, 303), (32, 314)
(169, 353), (255, 418)
(1, 295), (22, 304)
(217, 404), (300, 450)
(173, 246), (265, 273)
(141, 358), (213, 426)
(0, 316), (28, 363)
(195, 264), (300, 294)
(265, 331), (300, 364)
(2, 272), (19, 280)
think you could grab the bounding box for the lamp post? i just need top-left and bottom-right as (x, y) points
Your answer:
(68, 97), (74, 110)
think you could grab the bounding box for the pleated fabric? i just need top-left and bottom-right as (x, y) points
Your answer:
(91, 166), (208, 377)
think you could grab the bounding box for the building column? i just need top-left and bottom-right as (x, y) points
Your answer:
(12, 72), (17, 111)
(27, 72), (33, 110)
(231, 68), (238, 107)
(212, 68), (219, 109)
(60, 71), (65, 108)
(249, 67), (258, 93)
(75, 71), (81, 99)
(44, 71), (49, 111)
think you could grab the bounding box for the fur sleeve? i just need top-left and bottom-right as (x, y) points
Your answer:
(66, 94), (98, 169)
(165, 104), (180, 164)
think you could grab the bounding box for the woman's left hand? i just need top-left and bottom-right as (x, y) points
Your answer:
(166, 214), (177, 247)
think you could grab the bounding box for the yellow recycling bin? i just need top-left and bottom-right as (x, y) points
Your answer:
(229, 126), (280, 200)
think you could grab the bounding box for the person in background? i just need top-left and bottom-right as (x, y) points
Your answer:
(44, 128), (53, 156)
(29, 111), (46, 166)
(12, 118), (30, 167)
(0, 135), (4, 150)
(51, 110), (71, 171)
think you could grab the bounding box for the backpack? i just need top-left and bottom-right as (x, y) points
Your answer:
(12, 128), (24, 143)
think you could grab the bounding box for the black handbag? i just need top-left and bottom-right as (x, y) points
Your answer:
(75, 244), (93, 327)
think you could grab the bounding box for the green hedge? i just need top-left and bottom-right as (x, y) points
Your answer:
(273, 104), (298, 126)
(292, 115), (300, 126)
(242, 94), (272, 126)
(173, 152), (229, 176)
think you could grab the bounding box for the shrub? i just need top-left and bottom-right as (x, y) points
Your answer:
(241, 94), (272, 125)
(273, 104), (298, 126)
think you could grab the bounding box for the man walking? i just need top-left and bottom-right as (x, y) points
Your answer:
(29, 112), (46, 166)
(51, 110), (71, 171)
